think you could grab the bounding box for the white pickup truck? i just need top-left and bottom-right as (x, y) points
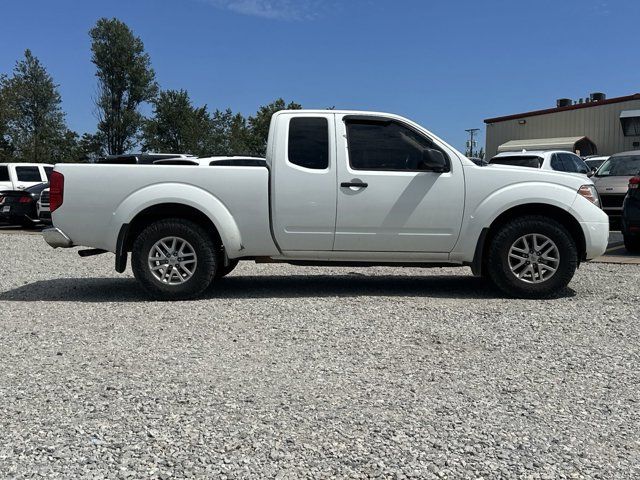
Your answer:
(44, 110), (609, 300)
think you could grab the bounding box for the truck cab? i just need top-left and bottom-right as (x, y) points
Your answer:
(268, 111), (464, 258)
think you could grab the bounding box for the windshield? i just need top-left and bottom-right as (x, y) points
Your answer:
(489, 155), (543, 168)
(585, 159), (605, 169)
(596, 155), (640, 177)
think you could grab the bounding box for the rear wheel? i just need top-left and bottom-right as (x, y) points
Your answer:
(131, 219), (217, 300)
(486, 216), (578, 298)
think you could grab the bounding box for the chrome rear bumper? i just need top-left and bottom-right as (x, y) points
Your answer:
(43, 227), (73, 248)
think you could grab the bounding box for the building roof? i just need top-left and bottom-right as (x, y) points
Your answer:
(484, 93), (640, 124)
(497, 137), (595, 153)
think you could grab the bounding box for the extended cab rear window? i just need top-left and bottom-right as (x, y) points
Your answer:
(0, 166), (8, 181)
(489, 156), (543, 168)
(288, 118), (329, 170)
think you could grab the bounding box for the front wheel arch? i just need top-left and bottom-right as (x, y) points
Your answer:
(473, 204), (586, 277)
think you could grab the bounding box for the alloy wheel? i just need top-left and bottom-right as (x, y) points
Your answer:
(508, 233), (560, 284)
(148, 236), (198, 285)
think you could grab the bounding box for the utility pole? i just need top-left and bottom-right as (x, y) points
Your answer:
(465, 128), (480, 157)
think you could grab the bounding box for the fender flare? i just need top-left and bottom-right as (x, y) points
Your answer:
(110, 183), (243, 271)
(453, 182), (581, 267)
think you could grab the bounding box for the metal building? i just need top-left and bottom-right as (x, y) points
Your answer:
(484, 93), (640, 159)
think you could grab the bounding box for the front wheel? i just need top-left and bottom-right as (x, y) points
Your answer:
(131, 219), (217, 300)
(486, 216), (578, 298)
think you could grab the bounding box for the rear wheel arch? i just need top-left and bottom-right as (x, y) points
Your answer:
(116, 203), (224, 273)
(474, 204), (586, 276)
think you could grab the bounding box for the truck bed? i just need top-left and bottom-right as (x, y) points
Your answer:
(52, 164), (278, 257)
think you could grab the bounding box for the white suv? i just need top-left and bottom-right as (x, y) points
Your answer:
(489, 151), (591, 177)
(0, 163), (53, 191)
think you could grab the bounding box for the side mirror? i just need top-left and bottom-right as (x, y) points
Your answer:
(421, 149), (449, 173)
(587, 171), (594, 178)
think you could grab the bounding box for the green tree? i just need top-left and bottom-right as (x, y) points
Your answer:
(207, 108), (255, 156)
(142, 89), (212, 156)
(90, 18), (158, 155)
(0, 74), (14, 161)
(247, 98), (301, 156)
(77, 132), (106, 162)
(4, 50), (77, 162)
(207, 108), (234, 155)
(228, 112), (251, 155)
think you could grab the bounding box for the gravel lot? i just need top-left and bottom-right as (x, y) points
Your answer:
(0, 234), (638, 479)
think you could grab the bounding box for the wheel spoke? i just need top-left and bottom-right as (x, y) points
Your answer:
(537, 239), (551, 252)
(540, 263), (557, 274)
(178, 264), (193, 276)
(509, 255), (527, 270)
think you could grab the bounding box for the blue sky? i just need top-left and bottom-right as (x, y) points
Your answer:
(0, 0), (637, 152)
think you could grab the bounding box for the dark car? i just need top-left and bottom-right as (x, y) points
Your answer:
(94, 153), (195, 165)
(622, 174), (640, 252)
(0, 182), (49, 227)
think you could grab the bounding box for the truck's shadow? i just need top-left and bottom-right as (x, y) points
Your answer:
(0, 274), (575, 302)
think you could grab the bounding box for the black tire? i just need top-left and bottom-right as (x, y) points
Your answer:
(131, 218), (217, 300)
(215, 258), (239, 279)
(623, 234), (640, 253)
(486, 216), (578, 299)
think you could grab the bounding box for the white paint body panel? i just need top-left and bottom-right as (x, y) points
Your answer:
(50, 110), (609, 266)
(271, 112), (337, 251)
(333, 113), (464, 252)
(52, 164), (279, 257)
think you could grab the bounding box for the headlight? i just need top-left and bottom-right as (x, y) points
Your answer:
(578, 184), (600, 208)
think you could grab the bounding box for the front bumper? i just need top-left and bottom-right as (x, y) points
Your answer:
(581, 220), (610, 260)
(43, 227), (73, 248)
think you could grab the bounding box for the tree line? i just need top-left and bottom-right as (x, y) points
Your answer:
(0, 18), (301, 163)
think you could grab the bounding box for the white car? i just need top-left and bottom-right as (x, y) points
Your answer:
(0, 163), (53, 191)
(43, 110), (609, 300)
(489, 150), (591, 177)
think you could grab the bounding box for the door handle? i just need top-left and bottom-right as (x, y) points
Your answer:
(341, 182), (368, 188)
